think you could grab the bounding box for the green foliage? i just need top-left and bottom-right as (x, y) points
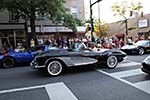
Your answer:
(111, 0), (143, 33)
(85, 17), (109, 37)
(63, 14), (77, 32)
(130, 1), (143, 11)
(111, 0), (143, 19)
(0, 0), (78, 32)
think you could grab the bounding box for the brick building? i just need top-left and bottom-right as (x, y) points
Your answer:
(0, 0), (86, 48)
(108, 14), (150, 41)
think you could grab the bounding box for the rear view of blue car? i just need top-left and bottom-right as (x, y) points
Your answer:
(0, 45), (52, 68)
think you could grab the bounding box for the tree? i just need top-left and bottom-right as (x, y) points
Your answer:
(111, 0), (143, 42)
(0, 0), (79, 45)
(85, 17), (109, 38)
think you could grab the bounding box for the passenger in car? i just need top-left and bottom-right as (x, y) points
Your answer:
(89, 42), (98, 51)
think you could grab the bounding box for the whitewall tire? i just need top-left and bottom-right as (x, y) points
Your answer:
(47, 60), (63, 76)
(106, 56), (118, 69)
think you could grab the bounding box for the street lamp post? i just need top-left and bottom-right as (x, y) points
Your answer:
(24, 15), (29, 49)
(125, 18), (128, 44)
(90, 0), (102, 42)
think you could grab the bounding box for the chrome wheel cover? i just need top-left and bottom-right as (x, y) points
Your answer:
(47, 61), (62, 76)
(139, 48), (144, 55)
(107, 56), (118, 68)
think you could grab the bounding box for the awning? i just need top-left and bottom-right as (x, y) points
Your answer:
(115, 33), (124, 37)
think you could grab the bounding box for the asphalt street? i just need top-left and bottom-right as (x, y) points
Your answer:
(0, 54), (150, 100)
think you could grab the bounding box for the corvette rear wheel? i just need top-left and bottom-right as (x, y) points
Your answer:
(2, 57), (15, 68)
(138, 48), (144, 55)
(106, 56), (118, 69)
(47, 60), (63, 76)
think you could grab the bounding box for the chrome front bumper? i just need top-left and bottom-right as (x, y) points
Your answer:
(30, 60), (45, 69)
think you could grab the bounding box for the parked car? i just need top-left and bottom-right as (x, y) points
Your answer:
(141, 55), (150, 74)
(31, 43), (127, 76)
(121, 40), (150, 55)
(0, 45), (56, 68)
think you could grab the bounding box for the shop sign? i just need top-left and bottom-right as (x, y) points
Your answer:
(28, 26), (72, 33)
(28, 26), (86, 33)
(138, 19), (148, 28)
(77, 26), (86, 32)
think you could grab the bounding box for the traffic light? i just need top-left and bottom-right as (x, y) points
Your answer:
(141, 12), (143, 17)
(130, 11), (133, 17)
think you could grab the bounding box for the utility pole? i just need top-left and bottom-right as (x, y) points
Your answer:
(90, 0), (102, 42)
(24, 15), (29, 49)
(125, 18), (128, 44)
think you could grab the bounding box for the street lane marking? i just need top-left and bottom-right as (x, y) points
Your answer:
(97, 70), (150, 94)
(134, 80), (150, 94)
(0, 82), (78, 100)
(110, 69), (144, 78)
(117, 62), (141, 68)
(97, 60), (150, 94)
(45, 82), (78, 100)
(0, 85), (45, 94)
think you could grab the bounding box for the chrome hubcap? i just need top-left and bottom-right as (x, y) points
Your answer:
(107, 56), (117, 68)
(47, 61), (62, 76)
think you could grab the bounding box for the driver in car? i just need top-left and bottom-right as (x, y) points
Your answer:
(89, 42), (98, 51)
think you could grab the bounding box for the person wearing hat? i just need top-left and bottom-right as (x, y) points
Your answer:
(89, 42), (97, 51)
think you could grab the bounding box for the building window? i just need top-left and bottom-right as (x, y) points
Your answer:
(35, 12), (48, 20)
(71, 13), (77, 18)
(9, 11), (19, 22)
(71, 7), (78, 18)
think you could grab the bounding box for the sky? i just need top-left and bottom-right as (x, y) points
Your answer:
(89, 0), (149, 23)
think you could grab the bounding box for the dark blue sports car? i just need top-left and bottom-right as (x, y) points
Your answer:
(31, 43), (127, 76)
(121, 40), (150, 55)
(0, 45), (57, 68)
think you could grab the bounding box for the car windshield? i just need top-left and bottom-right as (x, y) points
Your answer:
(27, 45), (45, 52)
(135, 41), (148, 46)
(36, 49), (68, 57)
(76, 42), (88, 51)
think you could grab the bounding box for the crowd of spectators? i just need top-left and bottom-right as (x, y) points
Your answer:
(0, 34), (149, 54)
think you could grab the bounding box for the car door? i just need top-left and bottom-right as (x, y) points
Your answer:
(13, 52), (33, 63)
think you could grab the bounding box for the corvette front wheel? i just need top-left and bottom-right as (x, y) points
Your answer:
(106, 56), (118, 69)
(138, 48), (144, 55)
(2, 57), (15, 68)
(47, 60), (63, 76)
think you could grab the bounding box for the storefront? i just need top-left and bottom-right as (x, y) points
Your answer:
(0, 23), (25, 48)
(0, 30), (25, 47)
(75, 26), (86, 39)
(0, 24), (85, 48)
(28, 26), (85, 44)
